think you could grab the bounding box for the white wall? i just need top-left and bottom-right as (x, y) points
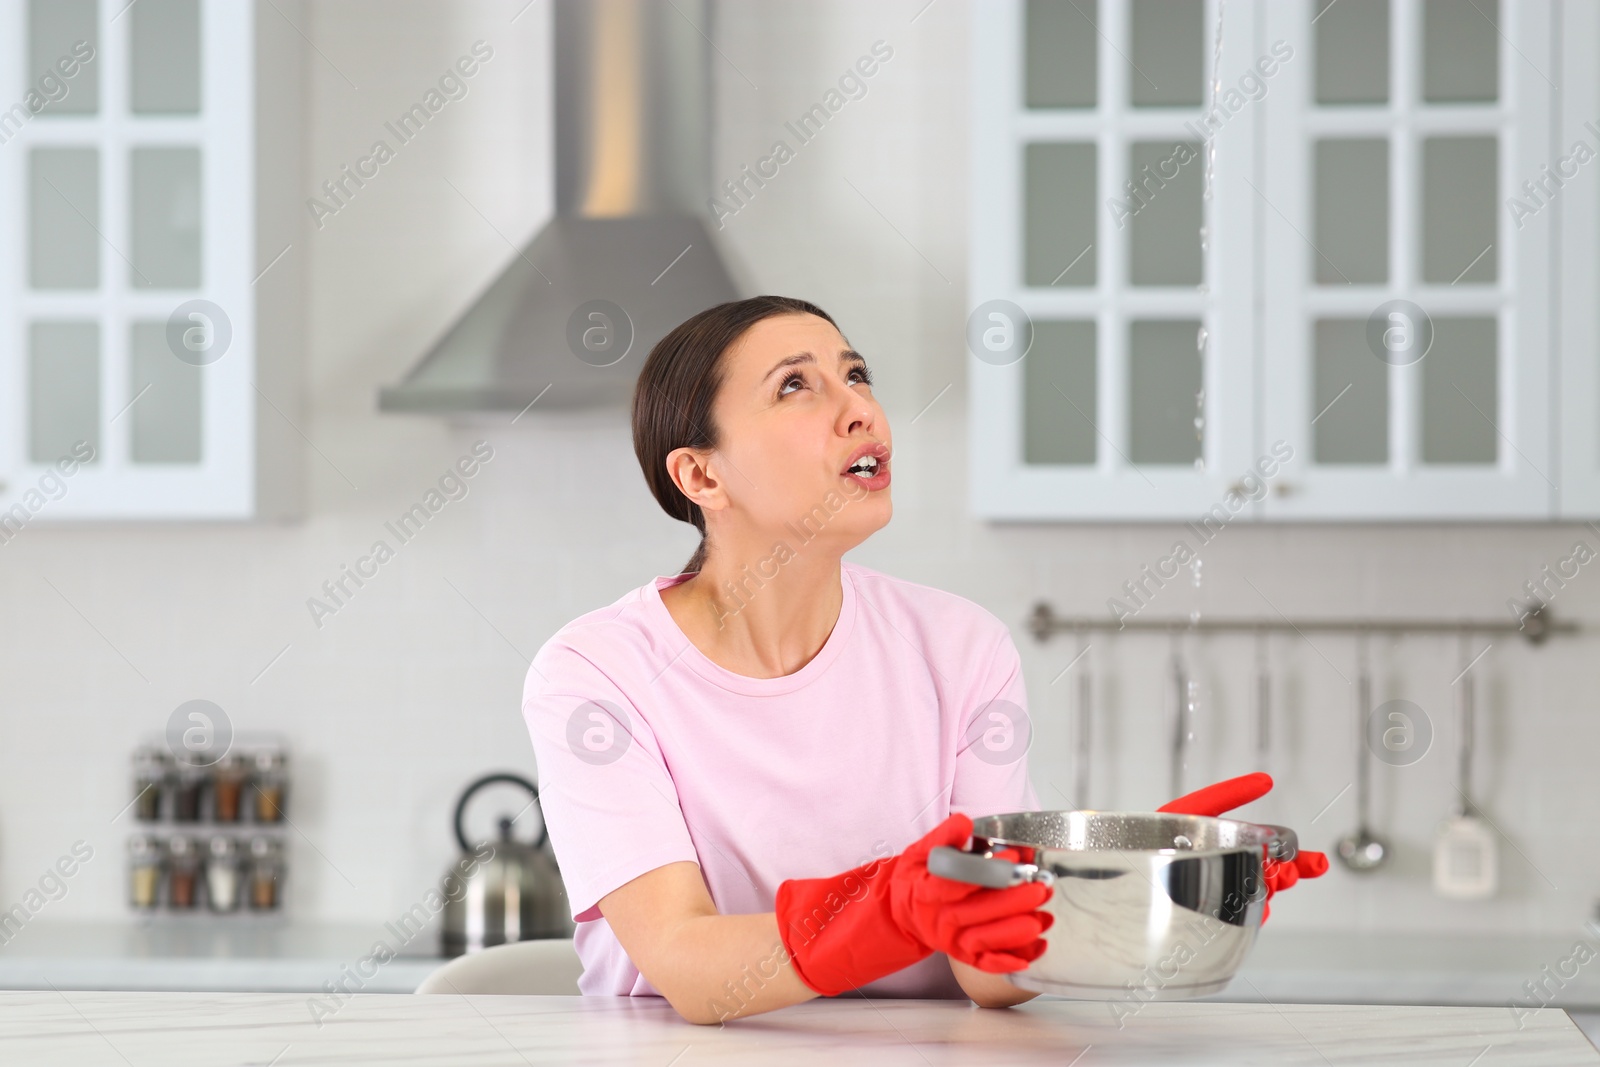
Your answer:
(0, 0), (1596, 945)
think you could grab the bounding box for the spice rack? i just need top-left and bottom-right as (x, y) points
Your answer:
(126, 743), (289, 917)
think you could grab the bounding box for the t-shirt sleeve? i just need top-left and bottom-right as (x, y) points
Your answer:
(521, 641), (700, 922)
(949, 622), (1042, 818)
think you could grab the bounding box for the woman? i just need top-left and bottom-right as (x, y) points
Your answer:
(521, 296), (1322, 1024)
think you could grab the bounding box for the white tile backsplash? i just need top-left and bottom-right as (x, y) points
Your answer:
(0, 0), (1595, 945)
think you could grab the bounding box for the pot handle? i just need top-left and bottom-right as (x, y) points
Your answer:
(928, 846), (1056, 889)
(1261, 824), (1299, 863)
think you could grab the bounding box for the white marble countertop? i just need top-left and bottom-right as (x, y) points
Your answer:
(1206, 930), (1600, 1010)
(5, 922), (1598, 1011)
(0, 991), (1594, 1066)
(0, 922), (439, 994)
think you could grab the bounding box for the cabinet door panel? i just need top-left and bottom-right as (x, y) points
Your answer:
(1312, 318), (1388, 464)
(1260, 0), (1551, 519)
(28, 321), (100, 464)
(0, 0), (257, 519)
(971, 0), (1259, 519)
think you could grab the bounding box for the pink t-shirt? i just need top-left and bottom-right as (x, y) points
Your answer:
(519, 561), (1040, 998)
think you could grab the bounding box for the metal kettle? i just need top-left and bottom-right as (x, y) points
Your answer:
(440, 773), (575, 957)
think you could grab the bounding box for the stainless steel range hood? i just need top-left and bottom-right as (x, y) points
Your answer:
(379, 0), (739, 413)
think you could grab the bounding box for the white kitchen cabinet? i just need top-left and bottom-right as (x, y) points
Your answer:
(1258, 0), (1554, 519)
(1556, 0), (1600, 518)
(0, 0), (303, 525)
(970, 0), (1579, 521)
(970, 0), (1262, 520)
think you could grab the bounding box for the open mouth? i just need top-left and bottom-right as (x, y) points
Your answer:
(841, 443), (891, 487)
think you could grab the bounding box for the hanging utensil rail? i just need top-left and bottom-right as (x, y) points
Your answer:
(1026, 604), (1576, 646)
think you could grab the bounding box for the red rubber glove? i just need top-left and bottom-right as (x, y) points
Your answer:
(1157, 772), (1329, 921)
(774, 814), (1054, 996)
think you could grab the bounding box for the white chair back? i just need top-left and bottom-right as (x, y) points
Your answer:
(414, 938), (582, 995)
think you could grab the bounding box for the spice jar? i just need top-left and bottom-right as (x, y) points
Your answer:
(133, 747), (171, 822)
(248, 837), (282, 910)
(171, 758), (207, 822)
(252, 750), (287, 823)
(128, 835), (163, 910)
(206, 836), (242, 912)
(166, 835), (201, 910)
(212, 753), (246, 823)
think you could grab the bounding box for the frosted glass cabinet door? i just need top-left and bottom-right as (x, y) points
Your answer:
(970, 0), (1260, 519)
(1257, 0), (1550, 519)
(0, 0), (261, 519)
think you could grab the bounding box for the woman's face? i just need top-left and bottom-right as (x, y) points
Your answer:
(686, 312), (892, 555)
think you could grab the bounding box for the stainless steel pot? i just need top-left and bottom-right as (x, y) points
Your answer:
(929, 810), (1297, 1000)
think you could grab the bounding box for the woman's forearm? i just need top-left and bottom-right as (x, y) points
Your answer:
(599, 862), (1042, 1023)
(648, 911), (817, 1024)
(658, 916), (1036, 1021)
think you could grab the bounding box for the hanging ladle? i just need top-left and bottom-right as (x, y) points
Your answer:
(1336, 630), (1390, 872)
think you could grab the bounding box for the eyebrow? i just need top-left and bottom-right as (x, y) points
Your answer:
(761, 349), (868, 384)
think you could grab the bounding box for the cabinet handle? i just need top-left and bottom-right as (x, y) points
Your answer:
(1228, 481), (1293, 497)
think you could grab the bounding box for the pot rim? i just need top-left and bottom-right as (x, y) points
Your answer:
(969, 809), (1298, 862)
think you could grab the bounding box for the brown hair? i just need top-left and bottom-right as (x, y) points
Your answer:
(632, 295), (838, 574)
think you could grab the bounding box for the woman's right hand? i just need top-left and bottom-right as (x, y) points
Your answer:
(775, 813), (1053, 997)
(886, 814), (1054, 973)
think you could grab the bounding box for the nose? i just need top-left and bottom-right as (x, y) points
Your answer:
(830, 372), (882, 438)
(835, 392), (879, 438)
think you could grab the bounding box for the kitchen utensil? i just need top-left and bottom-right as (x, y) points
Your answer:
(1336, 632), (1389, 872)
(929, 810), (1297, 999)
(1074, 631), (1092, 809)
(1433, 636), (1497, 899)
(1255, 629), (1271, 766)
(441, 773), (575, 957)
(1170, 640), (1189, 799)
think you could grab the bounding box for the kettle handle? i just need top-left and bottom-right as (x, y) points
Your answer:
(454, 772), (547, 853)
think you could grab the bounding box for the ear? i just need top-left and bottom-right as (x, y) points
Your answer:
(665, 446), (729, 516)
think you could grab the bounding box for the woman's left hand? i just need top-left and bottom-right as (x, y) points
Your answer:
(1156, 772), (1329, 921)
